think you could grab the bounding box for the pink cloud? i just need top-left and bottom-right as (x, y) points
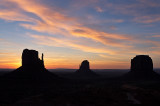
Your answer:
(30, 34), (117, 55)
(95, 7), (104, 12)
(134, 15), (160, 23)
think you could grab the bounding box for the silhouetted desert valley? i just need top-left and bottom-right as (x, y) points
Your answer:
(1, 49), (160, 105)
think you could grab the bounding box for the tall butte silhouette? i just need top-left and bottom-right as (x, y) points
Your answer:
(4, 49), (57, 81)
(75, 60), (98, 78)
(124, 55), (160, 80)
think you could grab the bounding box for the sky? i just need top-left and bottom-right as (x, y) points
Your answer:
(0, 0), (160, 69)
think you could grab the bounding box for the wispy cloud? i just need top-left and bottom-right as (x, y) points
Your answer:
(101, 0), (160, 24)
(30, 34), (117, 55)
(1, 0), (159, 51)
(95, 7), (104, 12)
(30, 34), (160, 59)
(70, 27), (132, 48)
(134, 15), (160, 23)
(1, 0), (159, 53)
(152, 35), (160, 37)
(0, 0), (133, 49)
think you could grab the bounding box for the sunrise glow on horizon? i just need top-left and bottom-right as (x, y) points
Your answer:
(0, 0), (160, 69)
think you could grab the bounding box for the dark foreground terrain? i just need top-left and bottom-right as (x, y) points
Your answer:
(1, 69), (160, 105)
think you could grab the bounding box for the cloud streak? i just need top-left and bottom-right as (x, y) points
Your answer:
(0, 0), (134, 49)
(30, 34), (117, 55)
(95, 7), (104, 12)
(152, 35), (160, 38)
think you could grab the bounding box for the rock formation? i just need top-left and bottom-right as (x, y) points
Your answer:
(131, 55), (153, 72)
(75, 60), (98, 78)
(22, 49), (44, 71)
(4, 49), (57, 81)
(124, 55), (160, 80)
(77, 60), (91, 72)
